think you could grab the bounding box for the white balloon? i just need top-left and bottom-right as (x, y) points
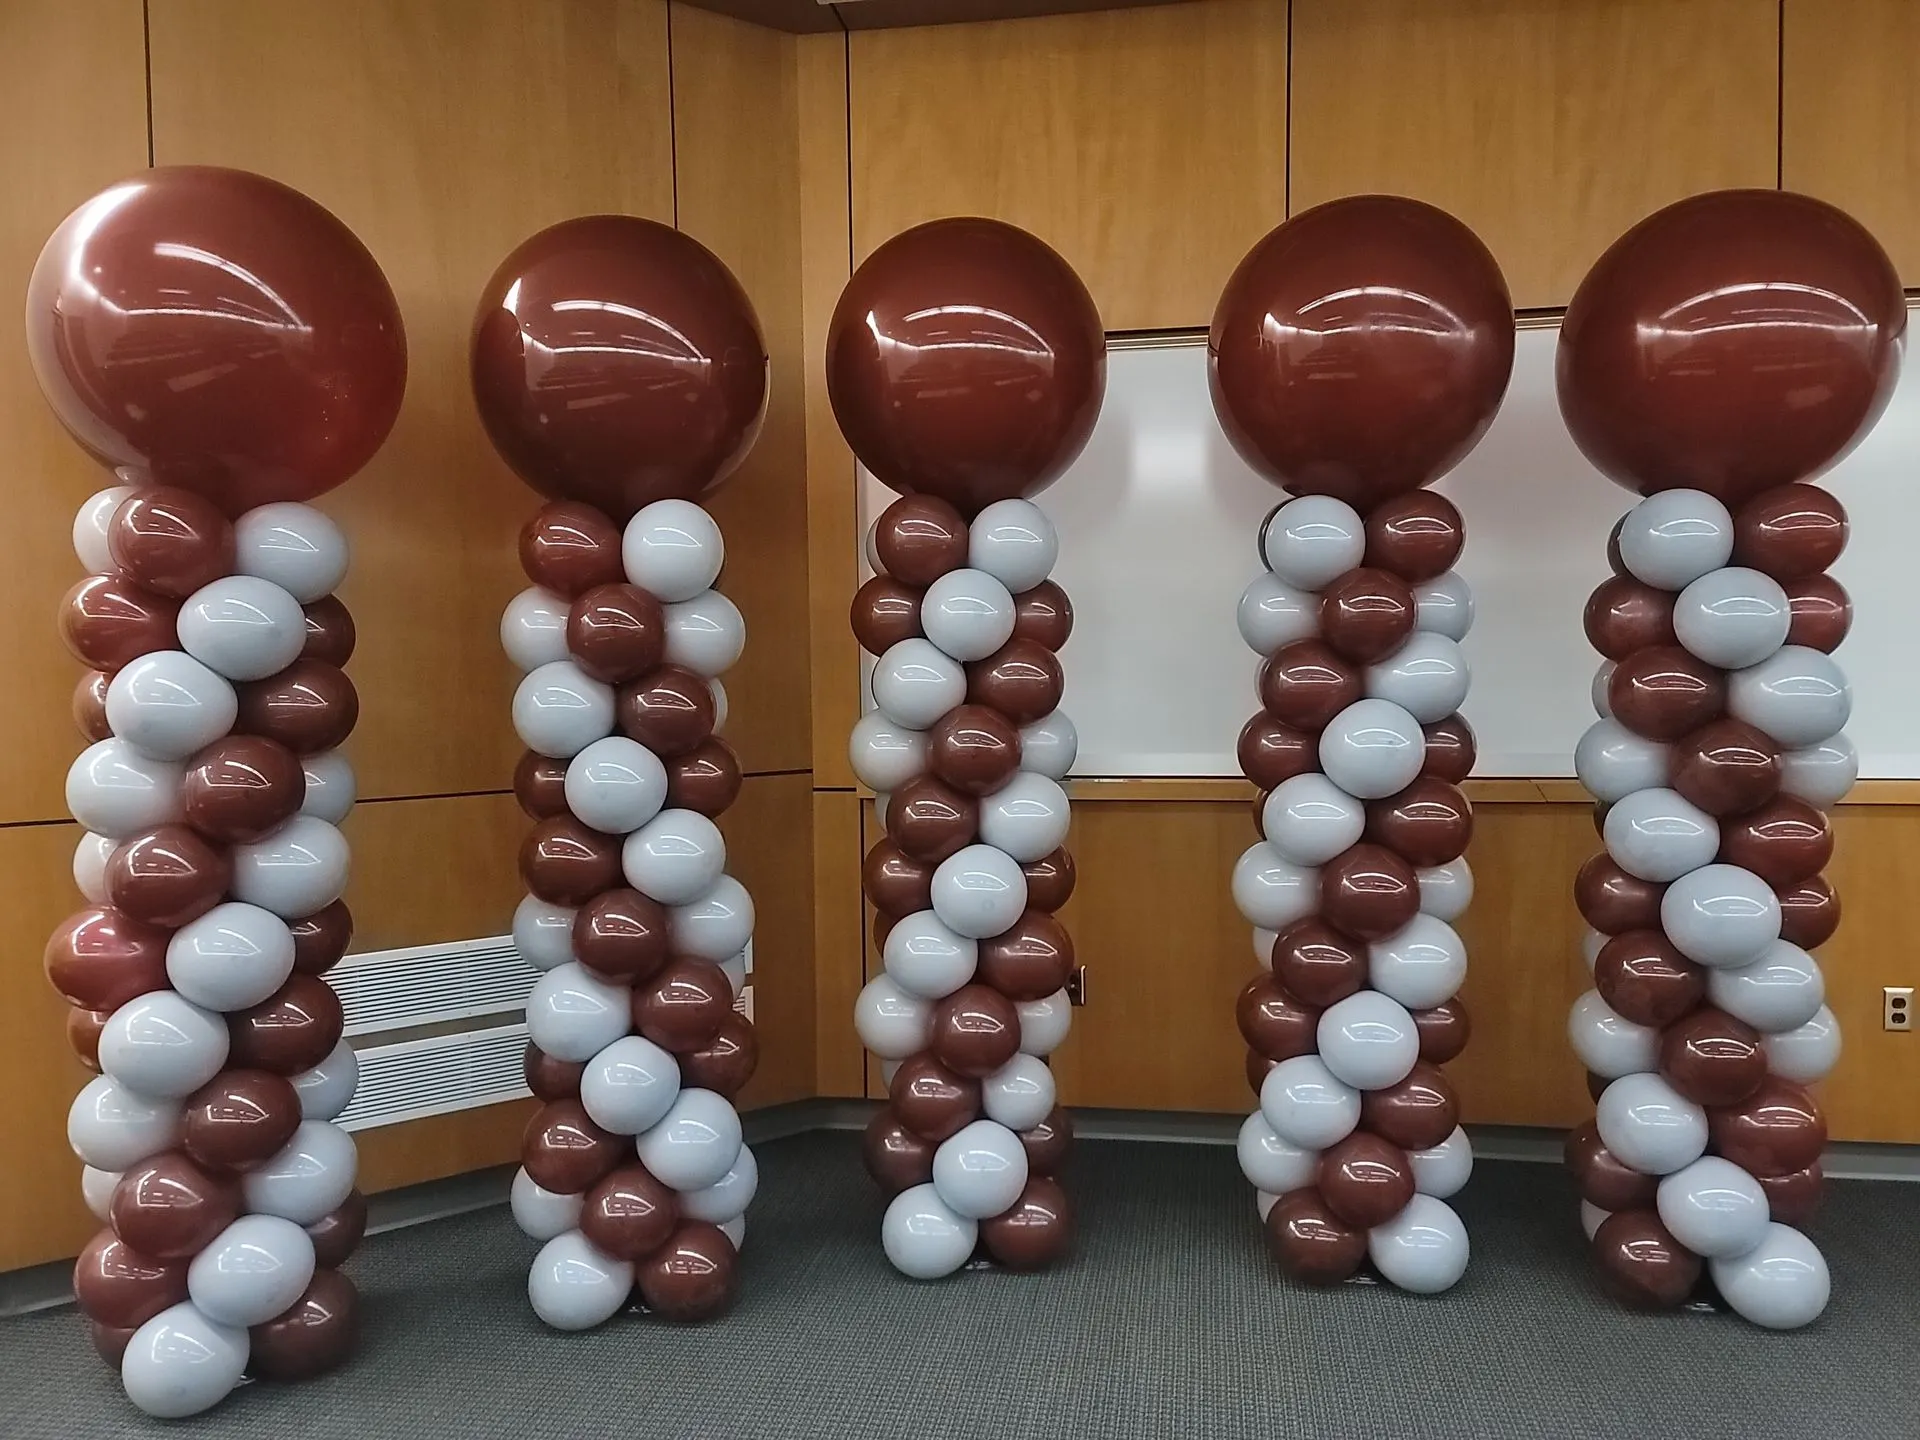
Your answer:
(82, 1165), (120, 1222)
(849, 711), (929, 793)
(1231, 842), (1319, 931)
(1709, 1223), (1830, 1330)
(968, 499), (1057, 593)
(932, 1118), (1028, 1220)
(1364, 632), (1470, 724)
(1416, 857), (1474, 922)
(883, 910), (978, 1000)
(1659, 862), (1781, 968)
(871, 639), (967, 729)
(167, 902), (296, 1011)
(931, 843), (1027, 940)
(514, 660), (617, 759)
(1657, 1155), (1771, 1260)
(1591, 660), (1616, 718)
(289, 1039), (358, 1122)
(66, 738), (183, 838)
(528, 963), (631, 1062)
(1778, 734), (1857, 808)
(1318, 698), (1426, 799)
(1237, 572), (1319, 654)
(978, 772), (1070, 863)
(231, 815), (348, 918)
(188, 1214), (316, 1327)
(67, 1075), (182, 1170)
(1235, 1112), (1319, 1193)
(719, 951), (749, 999)
(74, 486), (133, 571)
(97, 991), (230, 1099)
(1580, 1202), (1611, 1240)
(242, 1120), (357, 1224)
(73, 830), (116, 904)
(510, 1167), (583, 1242)
(721, 1215), (747, 1251)
(1603, 787), (1719, 882)
(299, 749), (356, 823)
(882, 1183), (976, 1280)
(1595, 1073), (1707, 1176)
(1366, 915), (1468, 1010)
(1317, 990), (1420, 1090)
(1369, 1194), (1469, 1294)
(1574, 719), (1671, 804)
(500, 586), (572, 671)
(854, 975), (930, 1059)
(624, 498), (724, 603)
(1016, 990), (1073, 1057)
(176, 574), (306, 681)
(120, 1302), (247, 1419)
(663, 589), (745, 678)
(1761, 1006), (1841, 1084)
(1262, 495), (1364, 592)
(528, 1231), (632, 1331)
(1708, 941), (1825, 1033)
(863, 519), (883, 573)
(563, 735), (668, 836)
(1018, 710), (1078, 780)
(580, 1035), (682, 1135)
(1256, 1191), (1281, 1221)
(1582, 928), (1609, 971)
(233, 502), (347, 603)
(623, 808), (726, 905)
(1262, 773), (1365, 867)
(1673, 566), (1790, 669)
(1728, 645), (1851, 749)
(709, 678), (729, 734)
(981, 1053), (1056, 1131)
(105, 651), (237, 761)
(1568, 989), (1658, 1079)
(669, 875), (755, 962)
(921, 567), (1016, 661)
(1412, 571), (1474, 641)
(1259, 1055), (1360, 1150)
(513, 894), (576, 972)
(1408, 1126), (1473, 1199)
(636, 1087), (743, 1191)
(678, 1146), (759, 1224)
(1617, 489), (1734, 590)
(1252, 927), (1279, 969)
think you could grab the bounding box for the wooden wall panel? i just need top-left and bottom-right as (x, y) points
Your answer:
(671, 5), (813, 775)
(341, 791), (525, 950)
(1290, 0), (1781, 308)
(1782, 0), (1920, 282)
(814, 790), (866, 1096)
(721, 772), (817, 1106)
(848, 0), (1287, 331)
(0, 1), (149, 824)
(147, 0), (676, 801)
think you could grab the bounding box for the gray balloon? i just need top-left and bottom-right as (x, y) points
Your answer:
(883, 909), (979, 1000)
(511, 1167), (584, 1242)
(930, 1118), (1029, 1220)
(1580, 1202), (1611, 1240)
(579, 1035), (683, 1136)
(1728, 644), (1851, 748)
(527, 963), (631, 1062)
(1656, 1155), (1771, 1260)
(1237, 572), (1319, 655)
(1262, 494), (1365, 591)
(1673, 566), (1790, 669)
(1602, 786), (1720, 882)
(1778, 733), (1857, 809)
(1708, 1223), (1830, 1330)
(1568, 989), (1658, 1078)
(881, 1182), (977, 1280)
(1231, 842), (1319, 931)
(920, 567), (1017, 663)
(1658, 863), (1781, 969)
(96, 991), (229, 1100)
(187, 1215), (316, 1328)
(1616, 489), (1734, 591)
(1582, 928), (1608, 971)
(120, 1302), (247, 1419)
(528, 1230), (633, 1330)
(1408, 1126), (1472, 1200)
(678, 1146), (758, 1225)
(1595, 1073), (1707, 1176)
(1258, 1055), (1360, 1150)
(289, 1038), (358, 1123)
(1761, 1005), (1841, 1084)
(1416, 857), (1473, 923)
(977, 773), (1071, 864)
(1412, 571), (1474, 641)
(1262, 772), (1366, 867)
(1707, 940), (1825, 1033)
(1365, 914), (1467, 1010)
(634, 1087), (743, 1192)
(241, 1120), (357, 1225)
(1235, 1112), (1319, 1194)
(1591, 660), (1615, 718)
(1363, 632), (1470, 724)
(1316, 989), (1419, 1090)
(930, 844), (1028, 940)
(1318, 698), (1426, 799)
(1367, 1193), (1469, 1294)
(1574, 719), (1671, 804)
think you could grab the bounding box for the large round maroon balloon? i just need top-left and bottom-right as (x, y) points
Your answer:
(472, 216), (766, 519)
(1210, 196), (1514, 506)
(27, 167), (405, 511)
(826, 218), (1104, 513)
(1558, 190), (1905, 502)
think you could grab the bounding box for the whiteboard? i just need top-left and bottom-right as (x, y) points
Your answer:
(861, 311), (1920, 779)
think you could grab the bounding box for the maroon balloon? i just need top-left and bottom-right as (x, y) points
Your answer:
(980, 1175), (1073, 1271)
(1559, 190), (1904, 503)
(886, 774), (980, 863)
(1608, 646), (1725, 742)
(632, 957), (732, 1054)
(573, 887), (670, 985)
(680, 1012), (758, 1100)
(1319, 843), (1420, 941)
(44, 907), (170, 1011)
(90, 1322), (137, 1370)
(1590, 1209), (1700, 1310)
(181, 734), (306, 844)
(520, 816), (623, 907)
(228, 973), (345, 1075)
(521, 1098), (623, 1195)
(1265, 1189), (1366, 1287)
(850, 574), (924, 654)
(301, 595), (357, 666)
(928, 983), (1022, 1079)
(235, 659), (358, 755)
(1718, 796), (1832, 888)
(1564, 1120), (1657, 1212)
(523, 1042), (586, 1102)
(1583, 576), (1677, 660)
(1011, 581), (1073, 651)
(1020, 1106), (1074, 1176)
(581, 1164), (680, 1261)
(1319, 568), (1417, 665)
(102, 825), (232, 928)
(249, 1269), (357, 1382)
(73, 669), (112, 742)
(1318, 1132), (1416, 1229)
(1783, 573), (1853, 653)
(1659, 1007), (1766, 1108)
(1733, 483), (1848, 580)
(637, 1221), (738, 1323)
(289, 900), (353, 977)
(1574, 854), (1666, 934)
(1754, 1164), (1824, 1228)
(1668, 719), (1781, 818)
(618, 665), (716, 757)
(181, 1070), (302, 1172)
(1258, 640), (1362, 732)
(1708, 1078), (1827, 1178)
(966, 639), (1064, 727)
(1419, 714), (1477, 784)
(1270, 920), (1367, 1008)
(872, 495), (970, 585)
(473, 215), (766, 519)
(305, 1191), (368, 1270)
(665, 738), (743, 818)
(863, 1111), (935, 1195)
(1238, 713), (1319, 790)
(1594, 931), (1707, 1029)
(1021, 848), (1077, 914)
(827, 218), (1104, 512)
(1363, 777), (1472, 868)
(1235, 975), (1320, 1062)
(517, 500), (624, 598)
(512, 749), (571, 821)
(110, 1154), (241, 1259)
(1363, 490), (1464, 583)
(976, 911), (1075, 1002)
(862, 839), (933, 918)
(68, 1007), (108, 1070)
(926, 704), (1023, 797)
(567, 582), (666, 684)
(1245, 1049), (1277, 1098)
(1359, 1062), (1459, 1151)
(59, 574), (179, 672)
(73, 1231), (186, 1330)
(28, 166), (406, 513)
(1777, 875), (1840, 950)
(106, 487), (235, 598)
(1412, 999), (1471, 1065)
(889, 1054), (982, 1143)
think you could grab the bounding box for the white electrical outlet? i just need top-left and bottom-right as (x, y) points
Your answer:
(1886, 987), (1914, 1032)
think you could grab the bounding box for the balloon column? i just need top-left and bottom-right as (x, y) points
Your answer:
(1210, 197), (1514, 1294)
(1558, 190), (1904, 1329)
(472, 216), (767, 1330)
(27, 167), (404, 1417)
(830, 218), (1102, 1279)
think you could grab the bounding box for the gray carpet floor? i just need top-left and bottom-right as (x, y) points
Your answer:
(2, 1132), (1913, 1440)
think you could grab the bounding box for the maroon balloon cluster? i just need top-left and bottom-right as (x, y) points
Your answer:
(29, 167), (407, 1391)
(1212, 197), (1515, 1285)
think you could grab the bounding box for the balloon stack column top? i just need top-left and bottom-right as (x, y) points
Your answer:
(831, 216), (1104, 1278)
(1210, 195), (1515, 1295)
(1558, 189), (1904, 1330)
(27, 166), (405, 1418)
(473, 214), (769, 1330)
